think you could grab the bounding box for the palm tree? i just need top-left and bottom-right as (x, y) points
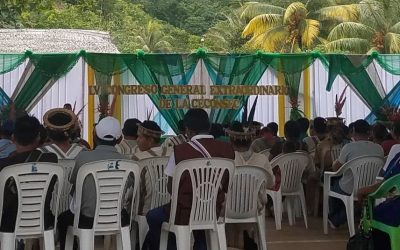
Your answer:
(135, 21), (173, 52)
(241, 1), (359, 52)
(325, 0), (400, 53)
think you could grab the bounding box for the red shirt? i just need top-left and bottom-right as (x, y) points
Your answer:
(381, 139), (399, 156)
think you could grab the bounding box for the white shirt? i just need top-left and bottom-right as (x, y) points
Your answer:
(164, 134), (214, 177)
(383, 144), (400, 171)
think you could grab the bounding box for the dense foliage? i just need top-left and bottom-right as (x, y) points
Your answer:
(0, 0), (399, 53)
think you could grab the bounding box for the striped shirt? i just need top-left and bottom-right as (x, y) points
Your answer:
(115, 139), (138, 157)
(39, 143), (85, 160)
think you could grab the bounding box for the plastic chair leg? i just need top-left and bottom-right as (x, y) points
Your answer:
(78, 229), (95, 250)
(216, 223), (227, 250)
(257, 215), (268, 250)
(65, 227), (74, 250)
(286, 197), (294, 226)
(300, 192), (308, 229)
(175, 227), (191, 250)
(116, 226), (131, 250)
(207, 229), (219, 250)
(1, 232), (15, 250)
(323, 191), (329, 234)
(269, 192), (282, 230)
(104, 235), (113, 250)
(389, 232), (400, 250)
(159, 228), (169, 250)
(43, 230), (55, 250)
(138, 215), (149, 249)
(130, 222), (138, 250)
(345, 199), (355, 237)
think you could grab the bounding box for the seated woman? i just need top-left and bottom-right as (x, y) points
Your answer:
(225, 121), (273, 250)
(357, 142), (400, 250)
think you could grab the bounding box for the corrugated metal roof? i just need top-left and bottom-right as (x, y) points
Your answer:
(0, 29), (119, 53)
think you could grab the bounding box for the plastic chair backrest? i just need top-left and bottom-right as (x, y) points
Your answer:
(346, 156), (384, 194)
(259, 149), (271, 159)
(226, 165), (270, 219)
(138, 157), (170, 209)
(330, 145), (343, 162)
(58, 159), (75, 213)
(73, 160), (140, 232)
(270, 152), (309, 193)
(169, 158), (234, 228)
(0, 163), (64, 236)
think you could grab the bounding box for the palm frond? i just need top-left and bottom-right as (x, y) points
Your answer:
(325, 38), (370, 53)
(358, 0), (385, 29)
(247, 25), (289, 52)
(317, 4), (359, 22)
(284, 2), (307, 24)
(240, 2), (285, 20)
(301, 19), (320, 48)
(390, 22), (400, 33)
(385, 32), (400, 53)
(327, 22), (374, 41)
(242, 14), (283, 37)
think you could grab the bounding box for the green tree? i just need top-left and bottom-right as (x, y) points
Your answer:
(135, 21), (173, 52)
(241, 1), (359, 52)
(326, 0), (400, 53)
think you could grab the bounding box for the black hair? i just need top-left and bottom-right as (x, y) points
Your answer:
(177, 120), (185, 133)
(64, 103), (72, 109)
(48, 130), (69, 142)
(229, 121), (252, 148)
(353, 119), (370, 135)
(141, 120), (162, 144)
(267, 122), (279, 136)
(392, 121), (400, 137)
(284, 120), (300, 140)
(122, 118), (141, 137)
(14, 115), (41, 146)
(209, 123), (224, 139)
(183, 109), (210, 134)
(94, 134), (118, 147)
(313, 117), (327, 134)
(297, 117), (310, 133)
(372, 122), (390, 142)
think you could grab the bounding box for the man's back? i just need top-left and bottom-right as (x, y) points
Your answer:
(172, 138), (235, 225)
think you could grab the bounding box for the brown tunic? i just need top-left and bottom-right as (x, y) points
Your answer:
(167, 138), (235, 225)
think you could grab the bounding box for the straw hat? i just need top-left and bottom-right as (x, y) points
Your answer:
(43, 108), (77, 132)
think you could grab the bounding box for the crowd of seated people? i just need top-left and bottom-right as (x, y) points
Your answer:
(0, 105), (400, 250)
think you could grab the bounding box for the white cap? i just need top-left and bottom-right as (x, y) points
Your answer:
(95, 116), (122, 141)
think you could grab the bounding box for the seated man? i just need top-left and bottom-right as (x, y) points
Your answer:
(116, 118), (141, 156)
(40, 108), (85, 159)
(0, 115), (57, 233)
(329, 119), (384, 228)
(303, 117), (327, 153)
(143, 109), (235, 250)
(358, 144), (400, 250)
(162, 120), (188, 148)
(0, 120), (16, 159)
(132, 120), (172, 215)
(57, 116), (128, 250)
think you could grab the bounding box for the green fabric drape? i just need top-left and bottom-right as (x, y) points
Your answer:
(203, 53), (270, 124)
(324, 54), (382, 112)
(14, 53), (81, 110)
(266, 53), (317, 120)
(373, 53), (400, 76)
(0, 53), (27, 75)
(128, 52), (199, 133)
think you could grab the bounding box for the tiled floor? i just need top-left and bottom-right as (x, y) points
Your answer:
(86, 216), (349, 250)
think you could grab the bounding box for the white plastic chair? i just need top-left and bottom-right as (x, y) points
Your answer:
(65, 159), (140, 250)
(58, 159), (75, 214)
(0, 162), (64, 250)
(134, 156), (170, 250)
(160, 158), (235, 250)
(259, 149), (271, 159)
(266, 152), (310, 230)
(323, 156), (384, 236)
(226, 166), (273, 250)
(313, 144), (344, 217)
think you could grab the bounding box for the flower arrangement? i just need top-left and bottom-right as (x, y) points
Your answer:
(335, 86), (348, 118)
(376, 106), (400, 122)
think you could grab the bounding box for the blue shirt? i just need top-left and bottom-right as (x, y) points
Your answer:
(0, 139), (16, 159)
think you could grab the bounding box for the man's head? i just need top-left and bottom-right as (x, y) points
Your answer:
(43, 108), (77, 143)
(0, 120), (14, 139)
(137, 120), (163, 151)
(227, 121), (253, 151)
(209, 123), (224, 139)
(94, 116), (122, 147)
(297, 117), (310, 135)
(177, 120), (185, 135)
(122, 118), (141, 139)
(371, 122), (389, 143)
(352, 119), (370, 140)
(260, 127), (273, 140)
(13, 115), (41, 147)
(284, 120), (300, 141)
(313, 117), (327, 136)
(63, 103), (72, 110)
(183, 109), (210, 139)
(267, 122), (279, 136)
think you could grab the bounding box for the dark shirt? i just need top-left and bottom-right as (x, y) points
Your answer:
(0, 150), (58, 232)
